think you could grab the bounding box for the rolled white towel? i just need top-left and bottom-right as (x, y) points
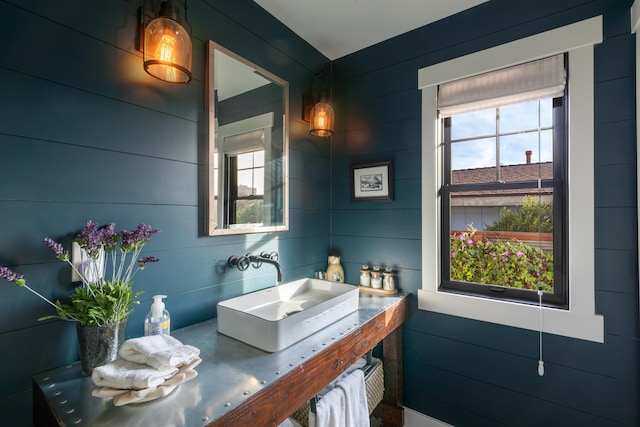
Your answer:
(91, 358), (178, 390)
(119, 334), (200, 370)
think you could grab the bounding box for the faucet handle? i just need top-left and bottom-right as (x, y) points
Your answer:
(260, 251), (279, 262)
(228, 255), (250, 271)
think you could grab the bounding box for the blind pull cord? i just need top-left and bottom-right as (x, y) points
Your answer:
(538, 286), (545, 376)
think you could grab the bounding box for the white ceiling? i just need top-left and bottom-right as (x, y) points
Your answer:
(253, 0), (489, 60)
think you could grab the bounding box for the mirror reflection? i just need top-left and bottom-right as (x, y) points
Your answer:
(206, 41), (289, 236)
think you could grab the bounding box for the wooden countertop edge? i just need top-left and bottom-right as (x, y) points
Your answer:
(209, 295), (410, 426)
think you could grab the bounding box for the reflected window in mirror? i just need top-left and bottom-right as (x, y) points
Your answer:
(205, 41), (289, 236)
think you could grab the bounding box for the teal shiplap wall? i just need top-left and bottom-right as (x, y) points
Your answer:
(0, 0), (330, 424)
(1, 0), (638, 426)
(331, 0), (638, 425)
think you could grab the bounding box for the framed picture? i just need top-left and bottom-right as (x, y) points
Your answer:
(350, 161), (394, 202)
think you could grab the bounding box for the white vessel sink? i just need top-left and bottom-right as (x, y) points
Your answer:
(217, 278), (359, 352)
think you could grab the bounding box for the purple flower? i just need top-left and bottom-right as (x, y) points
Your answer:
(457, 234), (465, 241)
(76, 220), (104, 258)
(503, 258), (509, 263)
(43, 237), (69, 261)
(516, 251), (524, 258)
(467, 239), (473, 245)
(100, 223), (118, 253)
(121, 224), (161, 252)
(451, 252), (456, 258)
(138, 256), (159, 269)
(0, 266), (25, 286)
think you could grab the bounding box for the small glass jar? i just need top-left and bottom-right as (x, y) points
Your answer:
(383, 266), (395, 291)
(359, 264), (371, 287)
(371, 265), (382, 289)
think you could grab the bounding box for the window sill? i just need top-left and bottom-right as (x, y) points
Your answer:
(417, 288), (604, 342)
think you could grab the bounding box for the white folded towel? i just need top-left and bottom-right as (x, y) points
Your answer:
(312, 386), (347, 427)
(335, 370), (369, 427)
(119, 334), (200, 370)
(91, 358), (178, 390)
(91, 357), (202, 406)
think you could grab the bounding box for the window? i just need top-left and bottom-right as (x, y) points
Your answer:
(417, 17), (604, 342)
(227, 150), (265, 225)
(439, 55), (567, 307)
(214, 114), (274, 230)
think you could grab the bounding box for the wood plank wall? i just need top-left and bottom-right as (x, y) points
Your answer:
(0, 1), (330, 424)
(330, 0), (638, 425)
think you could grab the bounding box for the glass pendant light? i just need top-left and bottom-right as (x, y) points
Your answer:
(309, 94), (334, 137)
(143, 0), (192, 84)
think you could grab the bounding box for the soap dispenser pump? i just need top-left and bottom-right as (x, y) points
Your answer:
(144, 295), (170, 336)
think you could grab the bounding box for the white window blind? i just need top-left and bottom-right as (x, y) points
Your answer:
(438, 54), (565, 117)
(223, 129), (264, 155)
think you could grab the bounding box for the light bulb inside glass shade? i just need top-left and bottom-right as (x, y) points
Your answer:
(144, 17), (192, 83)
(309, 101), (334, 137)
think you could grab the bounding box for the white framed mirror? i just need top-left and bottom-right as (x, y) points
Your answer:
(205, 40), (289, 236)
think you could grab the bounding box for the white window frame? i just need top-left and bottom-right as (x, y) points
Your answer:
(417, 16), (605, 343)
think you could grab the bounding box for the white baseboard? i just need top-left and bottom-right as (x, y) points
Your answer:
(403, 407), (454, 427)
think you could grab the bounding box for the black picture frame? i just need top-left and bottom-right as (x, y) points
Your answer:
(350, 161), (394, 202)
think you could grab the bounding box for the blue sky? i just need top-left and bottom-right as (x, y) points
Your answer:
(450, 99), (553, 170)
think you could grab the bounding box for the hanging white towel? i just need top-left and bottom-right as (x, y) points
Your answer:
(277, 417), (302, 427)
(335, 369), (368, 427)
(91, 358), (178, 390)
(311, 386), (347, 427)
(315, 358), (367, 397)
(119, 334), (200, 370)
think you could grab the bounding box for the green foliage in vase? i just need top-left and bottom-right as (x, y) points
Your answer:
(45, 280), (142, 327)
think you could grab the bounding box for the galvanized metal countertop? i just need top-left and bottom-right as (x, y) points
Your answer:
(33, 292), (408, 427)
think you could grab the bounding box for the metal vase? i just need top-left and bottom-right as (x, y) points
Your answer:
(76, 318), (127, 375)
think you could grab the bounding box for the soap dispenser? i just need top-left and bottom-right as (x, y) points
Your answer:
(144, 295), (170, 336)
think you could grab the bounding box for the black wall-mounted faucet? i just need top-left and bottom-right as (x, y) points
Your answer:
(228, 251), (282, 282)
